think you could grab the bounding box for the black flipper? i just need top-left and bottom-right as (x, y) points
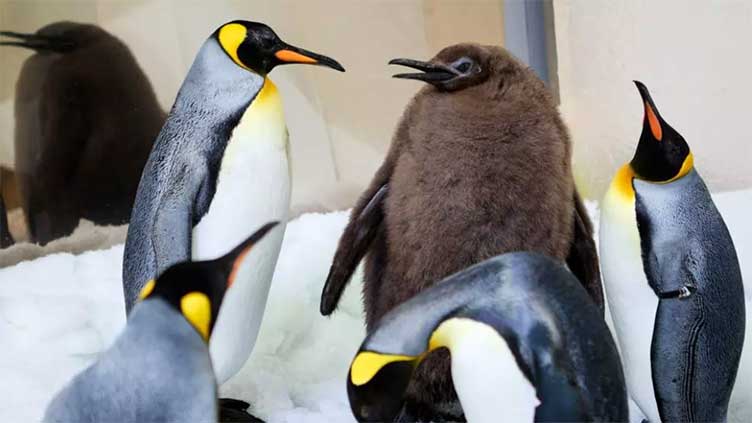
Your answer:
(566, 190), (604, 313)
(0, 194), (14, 248)
(320, 184), (388, 315)
(218, 398), (264, 423)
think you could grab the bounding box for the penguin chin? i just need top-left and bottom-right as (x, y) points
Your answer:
(347, 361), (414, 422)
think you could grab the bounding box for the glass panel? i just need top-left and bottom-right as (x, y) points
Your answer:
(0, 0), (508, 256)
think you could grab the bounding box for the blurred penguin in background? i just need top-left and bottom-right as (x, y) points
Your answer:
(0, 195), (13, 248)
(1, 22), (165, 245)
(321, 43), (601, 421)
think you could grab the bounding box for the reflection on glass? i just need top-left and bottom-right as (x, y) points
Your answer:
(1, 22), (165, 245)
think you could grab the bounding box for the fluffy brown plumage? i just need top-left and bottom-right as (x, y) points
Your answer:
(321, 43), (600, 421)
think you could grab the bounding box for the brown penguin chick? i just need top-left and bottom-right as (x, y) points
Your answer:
(320, 43), (601, 421)
(1, 22), (166, 244)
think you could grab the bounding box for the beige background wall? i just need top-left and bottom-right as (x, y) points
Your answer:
(0, 0), (505, 216)
(554, 0), (752, 198)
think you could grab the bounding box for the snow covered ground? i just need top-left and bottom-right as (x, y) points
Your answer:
(0, 191), (750, 422)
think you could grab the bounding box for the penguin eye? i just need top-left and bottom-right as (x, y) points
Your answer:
(451, 57), (477, 75)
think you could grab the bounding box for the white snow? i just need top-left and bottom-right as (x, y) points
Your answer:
(0, 218), (127, 268)
(0, 191), (750, 422)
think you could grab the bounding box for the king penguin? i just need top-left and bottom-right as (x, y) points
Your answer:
(122, 20), (344, 407)
(600, 81), (746, 422)
(320, 43), (601, 421)
(44, 222), (277, 423)
(1, 23), (166, 244)
(346, 252), (628, 423)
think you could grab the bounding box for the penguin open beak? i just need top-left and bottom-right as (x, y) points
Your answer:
(274, 43), (345, 72)
(389, 58), (456, 84)
(0, 30), (75, 52)
(634, 80), (664, 141)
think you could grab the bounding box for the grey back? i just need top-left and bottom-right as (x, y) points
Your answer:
(44, 299), (217, 422)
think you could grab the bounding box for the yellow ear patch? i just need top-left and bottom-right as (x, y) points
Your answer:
(218, 23), (251, 71)
(350, 351), (416, 386)
(138, 279), (156, 300)
(180, 292), (212, 341)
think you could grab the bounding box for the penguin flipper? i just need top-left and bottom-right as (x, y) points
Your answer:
(320, 183), (388, 315)
(151, 165), (208, 278)
(566, 191), (604, 313)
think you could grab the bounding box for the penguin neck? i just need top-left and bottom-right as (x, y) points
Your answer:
(429, 317), (540, 422)
(174, 38), (265, 121)
(126, 299), (209, 348)
(229, 76), (287, 151)
(610, 155), (696, 204)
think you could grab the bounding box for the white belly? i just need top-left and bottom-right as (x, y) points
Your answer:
(436, 318), (539, 423)
(192, 78), (290, 383)
(600, 186), (660, 422)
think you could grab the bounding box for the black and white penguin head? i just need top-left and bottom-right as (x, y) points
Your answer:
(630, 81), (693, 183)
(212, 20), (344, 76)
(344, 253), (628, 422)
(137, 222), (279, 341)
(344, 255), (538, 422)
(388, 43), (543, 94)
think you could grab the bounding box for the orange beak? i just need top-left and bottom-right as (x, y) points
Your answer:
(272, 43), (344, 71)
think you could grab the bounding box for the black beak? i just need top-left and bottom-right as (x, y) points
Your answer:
(389, 58), (456, 84)
(633, 80), (663, 120)
(274, 42), (345, 72)
(0, 30), (75, 53)
(633, 80), (665, 141)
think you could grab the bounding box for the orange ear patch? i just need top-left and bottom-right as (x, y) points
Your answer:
(275, 49), (317, 64)
(228, 247), (252, 288)
(645, 101), (663, 141)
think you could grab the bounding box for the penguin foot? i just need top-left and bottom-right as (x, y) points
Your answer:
(218, 398), (264, 423)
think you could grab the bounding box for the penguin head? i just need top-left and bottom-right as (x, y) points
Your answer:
(389, 43), (538, 95)
(629, 81), (693, 182)
(389, 43), (494, 92)
(0, 22), (105, 54)
(348, 308), (529, 422)
(345, 256), (526, 422)
(137, 222), (279, 341)
(214, 20), (344, 76)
